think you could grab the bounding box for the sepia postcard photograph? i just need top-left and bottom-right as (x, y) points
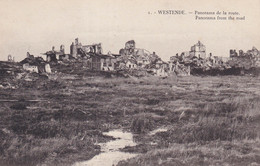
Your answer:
(0, 0), (259, 165)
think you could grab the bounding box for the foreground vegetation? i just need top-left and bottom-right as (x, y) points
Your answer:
(0, 70), (259, 165)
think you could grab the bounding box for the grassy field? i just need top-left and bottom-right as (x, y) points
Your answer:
(0, 70), (259, 165)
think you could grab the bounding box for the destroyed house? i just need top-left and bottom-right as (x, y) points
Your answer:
(149, 59), (169, 76)
(43, 46), (65, 62)
(20, 55), (45, 65)
(20, 54), (51, 73)
(82, 44), (102, 54)
(154, 67), (168, 77)
(209, 56), (224, 65)
(125, 59), (137, 69)
(87, 53), (116, 71)
(21, 62), (49, 73)
(70, 38), (102, 58)
(154, 59), (168, 69)
(168, 60), (191, 76)
(136, 56), (150, 67)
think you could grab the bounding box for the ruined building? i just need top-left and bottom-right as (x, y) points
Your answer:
(20, 52), (51, 73)
(118, 40), (163, 70)
(190, 41), (206, 59)
(230, 49), (238, 59)
(119, 40), (136, 56)
(88, 54), (117, 71)
(230, 47), (259, 60)
(169, 60), (191, 76)
(229, 47), (260, 68)
(27, 52), (34, 59)
(70, 38), (116, 70)
(39, 38), (116, 71)
(42, 46), (65, 62)
(7, 55), (15, 62)
(70, 38), (103, 57)
(69, 38), (116, 70)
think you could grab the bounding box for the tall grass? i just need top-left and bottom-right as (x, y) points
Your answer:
(118, 95), (260, 166)
(151, 95), (260, 147)
(131, 113), (155, 134)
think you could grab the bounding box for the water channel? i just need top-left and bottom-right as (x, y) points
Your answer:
(73, 129), (138, 166)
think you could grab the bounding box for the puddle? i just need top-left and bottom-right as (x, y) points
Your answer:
(74, 129), (138, 166)
(149, 127), (168, 136)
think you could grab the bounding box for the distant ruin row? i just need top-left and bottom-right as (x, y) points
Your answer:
(10, 38), (260, 76)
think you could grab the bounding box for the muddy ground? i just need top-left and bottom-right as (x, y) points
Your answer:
(0, 66), (259, 166)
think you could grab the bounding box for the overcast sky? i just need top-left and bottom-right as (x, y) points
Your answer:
(0, 0), (259, 61)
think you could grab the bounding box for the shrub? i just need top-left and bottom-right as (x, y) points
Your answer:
(27, 121), (59, 138)
(131, 113), (154, 134)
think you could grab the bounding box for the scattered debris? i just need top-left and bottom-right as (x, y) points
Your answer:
(228, 47), (260, 69)
(23, 63), (39, 73)
(45, 64), (52, 73)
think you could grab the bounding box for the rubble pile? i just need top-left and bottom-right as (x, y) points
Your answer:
(227, 47), (260, 69)
(175, 64), (190, 76)
(20, 53), (52, 74)
(119, 40), (161, 65)
(117, 40), (167, 76)
(0, 62), (27, 89)
(0, 62), (21, 77)
(0, 62), (21, 88)
(0, 53), (53, 89)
